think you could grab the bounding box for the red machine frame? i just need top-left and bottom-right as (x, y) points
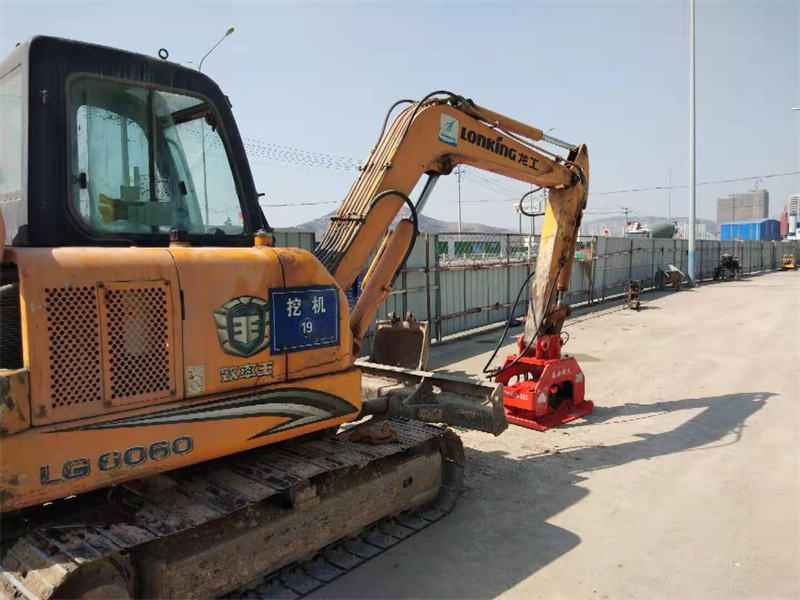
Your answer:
(494, 334), (593, 431)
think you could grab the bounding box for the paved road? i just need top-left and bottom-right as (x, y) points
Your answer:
(314, 270), (799, 599)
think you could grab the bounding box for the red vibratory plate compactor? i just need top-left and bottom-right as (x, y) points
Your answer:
(494, 333), (593, 431)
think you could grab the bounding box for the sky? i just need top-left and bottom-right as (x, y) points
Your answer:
(1, 0), (798, 231)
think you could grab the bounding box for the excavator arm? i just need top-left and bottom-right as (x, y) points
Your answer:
(314, 93), (589, 352)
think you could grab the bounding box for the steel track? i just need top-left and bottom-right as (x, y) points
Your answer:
(228, 492), (455, 599)
(0, 419), (463, 599)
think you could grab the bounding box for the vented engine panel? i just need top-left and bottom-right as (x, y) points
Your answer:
(40, 280), (176, 424)
(45, 286), (103, 411)
(100, 281), (174, 404)
(0, 268), (23, 370)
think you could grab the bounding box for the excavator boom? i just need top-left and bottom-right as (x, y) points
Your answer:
(317, 95), (578, 290)
(315, 93), (588, 357)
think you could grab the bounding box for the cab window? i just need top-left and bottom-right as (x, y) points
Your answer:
(69, 76), (244, 236)
(0, 66), (22, 204)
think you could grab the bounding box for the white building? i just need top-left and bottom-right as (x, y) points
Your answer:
(677, 221), (709, 239)
(786, 194), (800, 216)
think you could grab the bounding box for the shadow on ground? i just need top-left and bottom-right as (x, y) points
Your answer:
(322, 391), (772, 599)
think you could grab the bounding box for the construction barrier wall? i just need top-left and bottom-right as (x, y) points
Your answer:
(351, 234), (800, 355)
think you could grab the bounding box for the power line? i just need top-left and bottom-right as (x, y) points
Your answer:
(459, 173), (521, 199)
(267, 200), (339, 208)
(237, 127), (799, 208)
(242, 137), (361, 171)
(590, 171), (800, 196)
(174, 127), (361, 172)
(454, 170), (800, 205)
(460, 167), (527, 197)
(234, 124), (799, 200)
(263, 168), (800, 209)
(234, 125), (799, 195)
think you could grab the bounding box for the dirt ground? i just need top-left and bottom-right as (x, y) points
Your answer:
(313, 270), (800, 599)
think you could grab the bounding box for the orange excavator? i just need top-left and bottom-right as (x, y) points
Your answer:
(0, 36), (588, 598)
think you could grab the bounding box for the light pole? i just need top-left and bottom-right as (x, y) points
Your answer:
(197, 26), (235, 227)
(198, 27), (235, 72)
(688, 0), (697, 286)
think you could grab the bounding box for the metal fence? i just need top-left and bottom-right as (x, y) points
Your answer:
(588, 236), (800, 302)
(356, 233), (800, 355)
(273, 228), (316, 252)
(270, 229), (798, 355)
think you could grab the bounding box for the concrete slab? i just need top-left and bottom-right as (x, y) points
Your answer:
(312, 270), (800, 599)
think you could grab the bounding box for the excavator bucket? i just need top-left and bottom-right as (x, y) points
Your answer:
(370, 312), (430, 371)
(358, 360), (508, 436)
(365, 313), (507, 435)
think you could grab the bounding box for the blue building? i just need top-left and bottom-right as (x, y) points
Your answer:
(720, 218), (781, 241)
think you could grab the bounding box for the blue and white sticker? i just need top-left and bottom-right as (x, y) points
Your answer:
(438, 114), (459, 146)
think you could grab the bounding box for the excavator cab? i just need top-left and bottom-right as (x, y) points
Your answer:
(0, 36), (263, 251)
(0, 35), (432, 373)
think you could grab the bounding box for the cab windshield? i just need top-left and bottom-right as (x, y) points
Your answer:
(69, 76), (244, 236)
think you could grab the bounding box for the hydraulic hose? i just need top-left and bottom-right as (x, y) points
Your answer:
(481, 267), (536, 374)
(484, 265), (564, 378)
(364, 190), (419, 285)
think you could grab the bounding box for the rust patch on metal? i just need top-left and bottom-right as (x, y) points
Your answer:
(343, 422), (399, 445)
(0, 368), (30, 435)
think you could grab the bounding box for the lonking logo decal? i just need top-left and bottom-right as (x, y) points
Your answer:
(214, 296), (269, 357)
(459, 127), (541, 172)
(438, 114), (459, 146)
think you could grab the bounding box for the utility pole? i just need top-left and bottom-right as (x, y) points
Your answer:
(623, 207), (630, 236)
(668, 169), (672, 221)
(530, 188), (540, 261)
(688, 0), (697, 286)
(531, 187), (537, 238)
(457, 166), (462, 234)
(529, 210), (534, 259)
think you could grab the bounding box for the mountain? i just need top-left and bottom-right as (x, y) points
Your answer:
(293, 211), (514, 241)
(290, 210), (717, 240)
